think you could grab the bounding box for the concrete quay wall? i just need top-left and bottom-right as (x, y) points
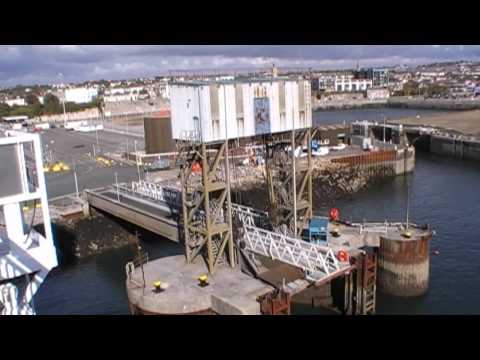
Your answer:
(429, 135), (480, 161)
(388, 97), (480, 110)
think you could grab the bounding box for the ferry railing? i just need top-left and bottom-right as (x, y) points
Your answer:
(125, 251), (149, 289)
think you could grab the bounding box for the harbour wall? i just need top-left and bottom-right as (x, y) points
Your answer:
(330, 147), (415, 176)
(313, 96), (480, 111)
(429, 135), (480, 161)
(407, 131), (480, 161)
(388, 97), (480, 110)
(313, 99), (388, 111)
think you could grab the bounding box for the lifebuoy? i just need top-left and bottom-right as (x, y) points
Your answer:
(191, 162), (202, 173)
(337, 250), (349, 262)
(330, 208), (340, 221)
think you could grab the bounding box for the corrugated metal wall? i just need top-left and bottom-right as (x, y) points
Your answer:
(209, 85), (220, 121)
(298, 81), (305, 112)
(171, 79), (312, 143)
(279, 81), (286, 113)
(235, 84), (243, 117)
(209, 85), (220, 139)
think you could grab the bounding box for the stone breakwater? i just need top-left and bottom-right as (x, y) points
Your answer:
(231, 159), (393, 211)
(313, 99), (387, 111)
(52, 209), (137, 261)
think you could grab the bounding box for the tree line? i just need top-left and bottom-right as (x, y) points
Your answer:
(393, 81), (449, 97)
(0, 93), (102, 118)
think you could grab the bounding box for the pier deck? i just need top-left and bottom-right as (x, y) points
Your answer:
(126, 255), (273, 315)
(85, 186), (180, 241)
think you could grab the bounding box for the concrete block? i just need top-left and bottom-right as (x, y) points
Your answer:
(211, 294), (260, 315)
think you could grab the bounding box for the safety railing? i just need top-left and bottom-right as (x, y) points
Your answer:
(242, 224), (347, 282)
(179, 130), (201, 143)
(125, 251), (149, 288)
(115, 180), (180, 206)
(231, 203), (269, 227)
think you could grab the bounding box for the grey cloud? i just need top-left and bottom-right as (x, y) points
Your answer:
(1, 45), (480, 87)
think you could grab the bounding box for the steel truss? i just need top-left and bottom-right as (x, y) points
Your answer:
(179, 140), (235, 273)
(265, 128), (316, 237)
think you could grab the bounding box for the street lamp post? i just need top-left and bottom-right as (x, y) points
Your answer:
(126, 114), (129, 156)
(95, 124), (99, 152)
(134, 140), (141, 182)
(115, 172), (120, 202)
(62, 100), (67, 128)
(58, 73), (67, 128)
(73, 160), (79, 198)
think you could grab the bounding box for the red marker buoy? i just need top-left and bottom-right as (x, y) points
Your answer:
(330, 208), (340, 221)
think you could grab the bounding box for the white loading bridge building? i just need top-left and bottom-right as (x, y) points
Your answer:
(170, 77), (312, 143)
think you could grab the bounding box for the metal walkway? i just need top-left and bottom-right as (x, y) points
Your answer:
(242, 224), (349, 282)
(85, 182), (181, 242)
(232, 203), (351, 283)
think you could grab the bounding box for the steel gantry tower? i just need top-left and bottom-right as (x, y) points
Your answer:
(178, 138), (235, 274)
(265, 128), (316, 238)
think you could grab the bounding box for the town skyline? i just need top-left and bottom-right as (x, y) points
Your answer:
(1, 45), (480, 87)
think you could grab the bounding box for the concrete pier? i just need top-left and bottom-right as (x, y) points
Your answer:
(126, 255), (273, 315)
(85, 187), (180, 242)
(377, 229), (432, 297)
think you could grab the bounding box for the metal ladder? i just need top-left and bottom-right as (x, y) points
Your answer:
(360, 252), (377, 315)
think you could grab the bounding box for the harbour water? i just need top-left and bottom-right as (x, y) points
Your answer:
(35, 108), (480, 315)
(312, 107), (448, 125)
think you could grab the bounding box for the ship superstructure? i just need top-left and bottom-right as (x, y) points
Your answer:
(0, 132), (58, 315)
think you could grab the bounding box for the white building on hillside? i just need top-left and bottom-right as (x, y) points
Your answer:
(64, 87), (98, 104)
(334, 75), (372, 92)
(104, 93), (139, 103)
(4, 98), (26, 107)
(367, 88), (390, 100)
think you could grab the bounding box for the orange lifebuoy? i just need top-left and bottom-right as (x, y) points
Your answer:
(337, 250), (349, 262)
(191, 162), (202, 173)
(330, 208), (340, 221)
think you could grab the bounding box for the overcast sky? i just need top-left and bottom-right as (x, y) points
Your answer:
(1, 45), (479, 87)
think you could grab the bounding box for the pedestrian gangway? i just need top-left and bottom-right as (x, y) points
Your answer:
(232, 203), (351, 282)
(242, 224), (350, 281)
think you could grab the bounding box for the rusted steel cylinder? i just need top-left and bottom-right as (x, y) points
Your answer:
(377, 232), (432, 297)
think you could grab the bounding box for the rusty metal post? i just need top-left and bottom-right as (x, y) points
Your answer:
(307, 128), (313, 223)
(291, 129), (297, 236)
(343, 273), (349, 314)
(224, 139), (235, 268)
(180, 168), (190, 263)
(201, 143), (214, 273)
